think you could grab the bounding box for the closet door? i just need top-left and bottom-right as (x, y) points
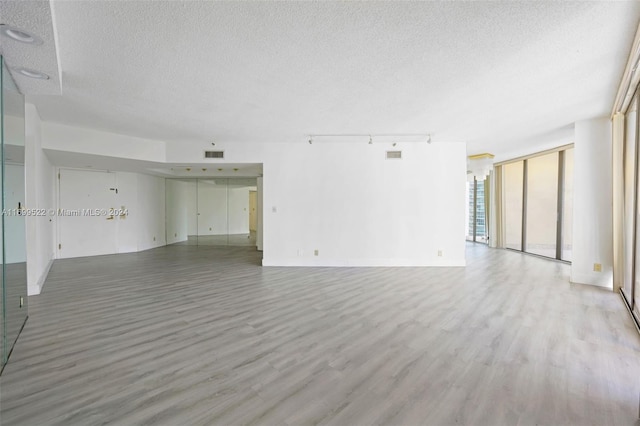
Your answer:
(58, 169), (118, 259)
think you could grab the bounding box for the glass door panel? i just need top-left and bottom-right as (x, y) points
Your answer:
(562, 148), (574, 261)
(624, 94), (638, 303)
(525, 152), (559, 258)
(633, 95), (640, 318)
(504, 161), (524, 250)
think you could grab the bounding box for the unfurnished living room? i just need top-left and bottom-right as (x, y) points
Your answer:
(1, 1), (640, 425)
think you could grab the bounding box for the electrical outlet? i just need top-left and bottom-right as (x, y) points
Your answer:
(314, 249), (319, 256)
(297, 249), (303, 257)
(209, 227), (212, 231)
(437, 250), (443, 257)
(153, 236), (156, 241)
(175, 233), (177, 237)
(594, 263), (602, 272)
(19, 296), (24, 308)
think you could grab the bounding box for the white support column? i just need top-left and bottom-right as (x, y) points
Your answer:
(571, 118), (613, 289)
(257, 176), (263, 253)
(612, 113), (625, 292)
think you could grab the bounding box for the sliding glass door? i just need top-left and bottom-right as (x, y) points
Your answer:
(504, 161), (524, 250)
(621, 90), (640, 321)
(500, 146), (573, 261)
(525, 152), (559, 258)
(623, 94), (637, 304)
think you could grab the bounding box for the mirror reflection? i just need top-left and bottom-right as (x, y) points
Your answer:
(166, 178), (258, 247)
(2, 57), (28, 364)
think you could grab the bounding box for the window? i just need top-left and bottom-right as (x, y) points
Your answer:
(466, 177), (488, 243)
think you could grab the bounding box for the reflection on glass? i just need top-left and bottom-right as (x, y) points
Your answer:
(504, 161), (524, 250)
(1, 56), (28, 364)
(466, 178), (488, 243)
(525, 152), (559, 258)
(197, 178), (229, 246)
(165, 178), (258, 247)
(465, 181), (472, 241)
(475, 179), (487, 243)
(226, 179), (257, 246)
(165, 179), (197, 245)
(562, 148), (574, 261)
(624, 95), (637, 303)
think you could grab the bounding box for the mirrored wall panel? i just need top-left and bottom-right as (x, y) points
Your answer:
(1, 56), (28, 366)
(166, 178), (258, 247)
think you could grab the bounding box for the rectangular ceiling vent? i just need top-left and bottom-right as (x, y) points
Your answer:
(204, 150), (224, 159)
(386, 150), (402, 159)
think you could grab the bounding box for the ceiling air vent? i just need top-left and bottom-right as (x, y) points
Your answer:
(386, 150), (402, 159)
(204, 150), (224, 159)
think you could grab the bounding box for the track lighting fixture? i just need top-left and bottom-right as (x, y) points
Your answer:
(306, 133), (431, 144)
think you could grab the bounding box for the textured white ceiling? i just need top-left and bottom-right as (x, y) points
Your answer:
(0, 0), (61, 95)
(11, 1), (640, 157)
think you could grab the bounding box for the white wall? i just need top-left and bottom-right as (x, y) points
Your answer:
(42, 124), (467, 267)
(24, 104), (55, 296)
(115, 172), (139, 253)
(4, 114), (25, 147)
(261, 142), (466, 266)
(42, 122), (166, 163)
(136, 173), (166, 251)
(571, 118), (613, 288)
(56, 168), (166, 257)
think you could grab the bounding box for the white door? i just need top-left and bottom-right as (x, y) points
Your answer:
(58, 169), (118, 258)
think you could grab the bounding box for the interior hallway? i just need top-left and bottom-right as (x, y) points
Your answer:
(1, 244), (638, 425)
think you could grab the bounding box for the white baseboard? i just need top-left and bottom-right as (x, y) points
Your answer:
(570, 271), (613, 290)
(28, 258), (54, 296)
(262, 257), (466, 267)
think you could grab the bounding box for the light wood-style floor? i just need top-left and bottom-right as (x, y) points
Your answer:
(1, 244), (639, 425)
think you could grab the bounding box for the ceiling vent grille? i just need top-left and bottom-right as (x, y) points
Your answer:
(386, 150), (402, 159)
(204, 151), (224, 159)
